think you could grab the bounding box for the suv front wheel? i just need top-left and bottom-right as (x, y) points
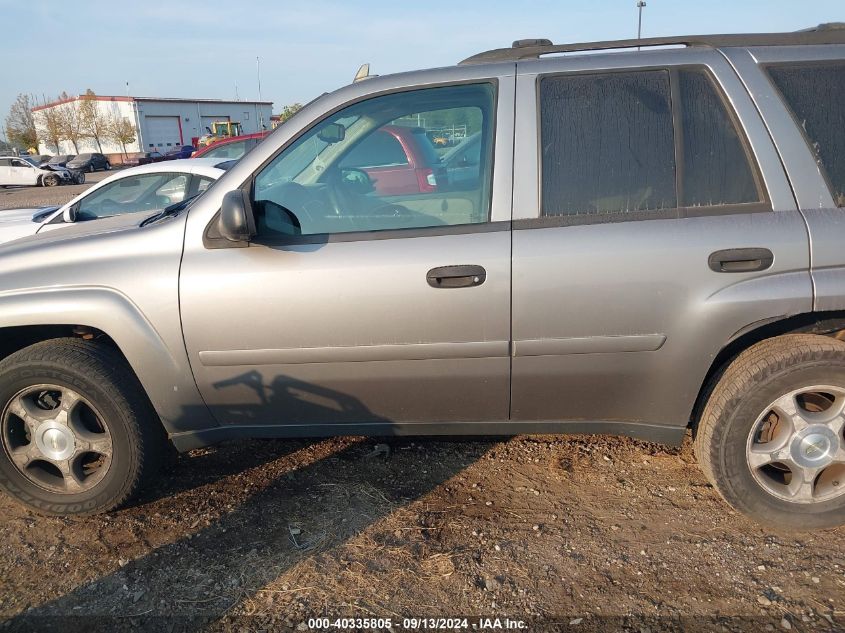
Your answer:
(0, 338), (168, 515)
(696, 334), (845, 530)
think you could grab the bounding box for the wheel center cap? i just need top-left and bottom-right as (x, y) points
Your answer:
(34, 421), (75, 461)
(790, 426), (838, 469)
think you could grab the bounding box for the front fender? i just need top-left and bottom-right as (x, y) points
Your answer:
(0, 285), (213, 438)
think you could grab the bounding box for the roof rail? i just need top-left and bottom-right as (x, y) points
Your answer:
(459, 23), (845, 65)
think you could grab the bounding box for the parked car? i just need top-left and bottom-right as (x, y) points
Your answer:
(191, 132), (269, 160)
(22, 155), (52, 167)
(124, 151), (166, 167)
(0, 158), (229, 244)
(337, 124), (447, 195)
(440, 132), (481, 190)
(0, 26), (844, 529)
(164, 146), (196, 160)
(66, 152), (111, 172)
(0, 156), (74, 187)
(46, 154), (76, 168)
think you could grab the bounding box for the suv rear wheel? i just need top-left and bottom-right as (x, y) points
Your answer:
(0, 338), (167, 515)
(696, 334), (845, 530)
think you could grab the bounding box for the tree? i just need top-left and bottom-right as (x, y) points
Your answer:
(106, 113), (135, 158)
(79, 89), (107, 152)
(34, 103), (63, 154)
(4, 93), (37, 150)
(56, 92), (85, 153)
(276, 103), (303, 125)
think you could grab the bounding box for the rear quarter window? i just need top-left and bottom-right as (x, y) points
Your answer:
(766, 62), (845, 206)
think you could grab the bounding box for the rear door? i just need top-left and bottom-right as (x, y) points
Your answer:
(9, 159), (38, 185)
(510, 49), (811, 435)
(0, 158), (11, 185)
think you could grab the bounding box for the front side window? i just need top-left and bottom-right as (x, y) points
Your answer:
(766, 62), (845, 206)
(76, 173), (189, 220)
(540, 68), (762, 218)
(253, 83), (495, 238)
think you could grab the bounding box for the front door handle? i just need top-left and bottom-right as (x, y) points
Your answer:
(426, 265), (486, 288)
(708, 248), (774, 273)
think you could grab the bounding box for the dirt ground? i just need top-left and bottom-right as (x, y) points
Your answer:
(0, 171), (111, 211)
(0, 433), (842, 632)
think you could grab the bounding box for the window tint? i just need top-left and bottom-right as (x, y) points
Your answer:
(540, 69), (763, 218)
(540, 71), (676, 216)
(253, 83), (495, 238)
(0, 159), (11, 167)
(678, 69), (760, 206)
(766, 62), (845, 206)
(76, 173), (189, 220)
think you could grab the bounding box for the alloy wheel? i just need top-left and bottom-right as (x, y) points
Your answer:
(1, 385), (112, 494)
(747, 385), (845, 504)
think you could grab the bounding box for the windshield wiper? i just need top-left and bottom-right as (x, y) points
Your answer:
(141, 194), (200, 227)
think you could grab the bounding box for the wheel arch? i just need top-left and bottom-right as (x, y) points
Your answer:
(691, 310), (845, 434)
(0, 288), (211, 441)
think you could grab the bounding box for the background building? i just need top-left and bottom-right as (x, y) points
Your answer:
(32, 95), (273, 157)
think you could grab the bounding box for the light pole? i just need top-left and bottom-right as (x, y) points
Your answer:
(256, 56), (264, 129)
(637, 1), (647, 43)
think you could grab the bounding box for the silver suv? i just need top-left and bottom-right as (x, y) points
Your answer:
(1, 26), (844, 528)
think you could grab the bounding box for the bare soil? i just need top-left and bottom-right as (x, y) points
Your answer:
(0, 433), (843, 632)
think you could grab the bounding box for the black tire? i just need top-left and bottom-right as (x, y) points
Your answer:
(88, 164), (95, 173)
(695, 333), (845, 530)
(0, 338), (168, 515)
(41, 174), (58, 187)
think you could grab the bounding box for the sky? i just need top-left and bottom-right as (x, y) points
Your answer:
(1, 0), (842, 135)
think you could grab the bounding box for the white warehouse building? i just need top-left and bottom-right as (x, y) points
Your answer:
(32, 95), (273, 158)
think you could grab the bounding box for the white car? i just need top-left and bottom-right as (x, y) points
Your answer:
(0, 156), (75, 187)
(0, 158), (231, 244)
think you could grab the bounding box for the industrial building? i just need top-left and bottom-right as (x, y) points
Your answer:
(32, 95), (273, 157)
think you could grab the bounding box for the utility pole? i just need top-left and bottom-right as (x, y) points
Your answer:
(636, 0), (647, 47)
(256, 56), (264, 129)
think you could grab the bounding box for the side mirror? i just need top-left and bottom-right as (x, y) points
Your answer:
(218, 190), (256, 242)
(63, 205), (78, 223)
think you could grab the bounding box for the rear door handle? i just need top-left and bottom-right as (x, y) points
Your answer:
(426, 265), (486, 289)
(708, 248), (774, 273)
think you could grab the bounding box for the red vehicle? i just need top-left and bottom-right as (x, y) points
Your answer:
(340, 125), (446, 195)
(192, 132), (270, 160)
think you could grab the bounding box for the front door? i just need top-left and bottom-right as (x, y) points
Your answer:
(180, 79), (514, 431)
(509, 52), (812, 434)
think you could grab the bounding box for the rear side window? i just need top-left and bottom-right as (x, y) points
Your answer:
(678, 69), (759, 206)
(540, 68), (763, 218)
(766, 62), (845, 206)
(541, 71), (676, 216)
